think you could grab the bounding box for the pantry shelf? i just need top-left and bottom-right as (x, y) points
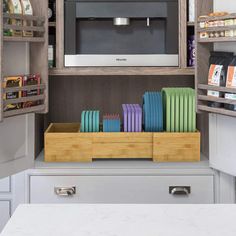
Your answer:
(3, 84), (46, 93)
(3, 104), (46, 118)
(49, 67), (195, 76)
(198, 95), (236, 105)
(3, 13), (45, 22)
(3, 94), (45, 106)
(198, 13), (236, 22)
(198, 105), (236, 117)
(3, 12), (46, 44)
(195, 1), (236, 120)
(2, 83), (46, 118)
(197, 26), (236, 33)
(198, 84), (236, 94)
(3, 36), (45, 43)
(198, 37), (236, 43)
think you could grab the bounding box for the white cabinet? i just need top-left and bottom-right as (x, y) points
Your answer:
(30, 175), (214, 204)
(209, 114), (236, 176)
(0, 178), (10, 193)
(0, 201), (10, 232)
(0, 114), (34, 179)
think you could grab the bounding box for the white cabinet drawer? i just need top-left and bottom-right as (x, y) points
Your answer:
(0, 201), (10, 232)
(30, 175), (214, 204)
(0, 177), (10, 192)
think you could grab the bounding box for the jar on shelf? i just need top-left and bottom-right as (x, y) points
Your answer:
(48, 0), (56, 22)
(8, 0), (23, 37)
(225, 19), (234, 26)
(48, 45), (54, 68)
(219, 31), (225, 37)
(3, 0), (11, 36)
(208, 21), (215, 27)
(218, 20), (225, 27)
(199, 21), (206, 28)
(225, 30), (235, 37)
(199, 32), (209, 39)
(209, 32), (215, 38)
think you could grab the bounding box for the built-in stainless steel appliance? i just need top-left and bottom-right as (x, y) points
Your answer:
(64, 0), (179, 67)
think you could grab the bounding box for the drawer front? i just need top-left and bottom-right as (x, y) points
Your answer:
(30, 175), (214, 204)
(0, 177), (10, 193)
(0, 201), (10, 232)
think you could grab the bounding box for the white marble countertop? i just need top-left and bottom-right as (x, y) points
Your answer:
(2, 204), (236, 236)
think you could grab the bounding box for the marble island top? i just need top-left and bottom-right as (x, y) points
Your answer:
(2, 204), (236, 236)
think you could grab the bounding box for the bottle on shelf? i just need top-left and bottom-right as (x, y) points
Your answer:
(7, 0), (23, 37)
(20, 0), (34, 37)
(187, 35), (195, 67)
(48, 0), (56, 22)
(3, 0), (11, 36)
(48, 45), (54, 68)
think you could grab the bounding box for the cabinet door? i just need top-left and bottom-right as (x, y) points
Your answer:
(0, 201), (10, 232)
(0, 114), (34, 179)
(0, 177), (10, 192)
(209, 114), (236, 176)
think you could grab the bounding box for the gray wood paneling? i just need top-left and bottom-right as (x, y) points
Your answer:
(47, 75), (194, 123)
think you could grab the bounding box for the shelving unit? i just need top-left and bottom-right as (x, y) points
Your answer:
(47, 0), (195, 76)
(197, 13), (236, 44)
(195, 0), (236, 117)
(198, 37), (236, 43)
(0, 0), (48, 122)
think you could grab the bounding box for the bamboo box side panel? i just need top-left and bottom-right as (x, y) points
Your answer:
(153, 132), (201, 162)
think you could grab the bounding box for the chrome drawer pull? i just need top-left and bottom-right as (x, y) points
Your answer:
(169, 186), (191, 196)
(54, 187), (76, 197)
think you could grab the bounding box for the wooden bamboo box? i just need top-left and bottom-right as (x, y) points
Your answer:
(44, 123), (200, 163)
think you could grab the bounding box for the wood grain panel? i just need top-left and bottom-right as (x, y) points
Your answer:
(93, 132), (153, 143)
(198, 105), (236, 117)
(198, 37), (236, 43)
(198, 13), (236, 22)
(49, 67), (195, 76)
(195, 0), (213, 158)
(3, 36), (45, 42)
(179, 0), (187, 68)
(45, 133), (92, 162)
(93, 143), (153, 159)
(3, 13), (45, 22)
(48, 75), (194, 123)
(4, 105), (45, 118)
(153, 132), (200, 162)
(198, 95), (236, 105)
(30, 0), (48, 113)
(56, 0), (64, 69)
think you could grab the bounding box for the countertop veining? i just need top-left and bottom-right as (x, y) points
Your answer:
(2, 204), (236, 236)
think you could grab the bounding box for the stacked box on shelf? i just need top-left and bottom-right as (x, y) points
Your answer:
(2, 75), (46, 117)
(45, 89), (200, 163)
(0, 0), (48, 121)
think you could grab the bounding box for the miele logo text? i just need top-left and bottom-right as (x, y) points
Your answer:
(116, 58), (127, 62)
